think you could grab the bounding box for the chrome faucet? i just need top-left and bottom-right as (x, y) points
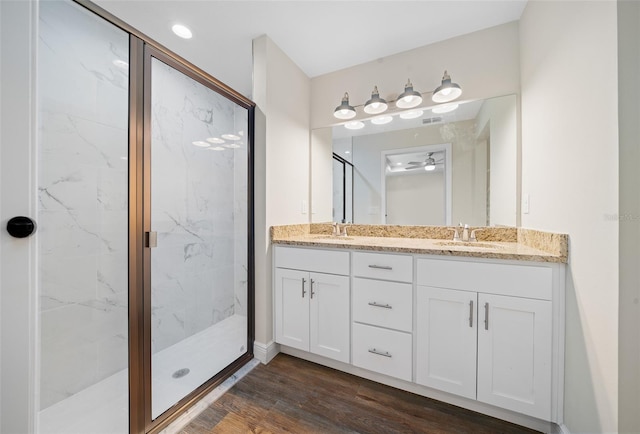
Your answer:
(462, 224), (470, 242)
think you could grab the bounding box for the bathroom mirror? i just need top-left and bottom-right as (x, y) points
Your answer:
(312, 94), (518, 226)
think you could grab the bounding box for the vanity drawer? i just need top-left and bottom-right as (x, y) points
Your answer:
(417, 258), (553, 300)
(353, 278), (412, 332)
(275, 246), (349, 275)
(352, 252), (413, 282)
(352, 322), (412, 382)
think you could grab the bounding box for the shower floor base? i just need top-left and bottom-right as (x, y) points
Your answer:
(38, 314), (248, 434)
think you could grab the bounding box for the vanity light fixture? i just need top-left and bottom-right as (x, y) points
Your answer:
(432, 103), (459, 114)
(344, 121), (365, 130)
(334, 92), (357, 119)
(399, 109), (424, 120)
(171, 24), (193, 39)
(363, 86), (388, 115)
(192, 141), (210, 147)
(333, 71), (462, 119)
(432, 70), (462, 103)
(206, 137), (225, 144)
(396, 79), (423, 109)
(371, 115), (393, 125)
(207, 146), (225, 151)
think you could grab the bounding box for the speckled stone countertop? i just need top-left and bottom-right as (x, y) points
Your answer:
(270, 224), (568, 263)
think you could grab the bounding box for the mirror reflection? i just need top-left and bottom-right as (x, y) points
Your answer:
(328, 94), (517, 227)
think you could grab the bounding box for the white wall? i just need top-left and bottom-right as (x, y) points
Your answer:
(252, 35), (311, 351)
(617, 1), (640, 433)
(310, 21), (520, 130)
(311, 128), (333, 222)
(520, 2), (618, 432)
(476, 96), (517, 226)
(386, 172), (444, 225)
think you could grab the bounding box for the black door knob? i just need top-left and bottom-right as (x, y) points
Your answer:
(7, 216), (37, 238)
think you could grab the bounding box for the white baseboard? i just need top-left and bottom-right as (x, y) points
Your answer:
(253, 340), (279, 364)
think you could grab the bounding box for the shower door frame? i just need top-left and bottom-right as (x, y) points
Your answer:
(75, 2), (256, 433)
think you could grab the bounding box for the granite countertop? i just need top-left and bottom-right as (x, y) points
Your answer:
(270, 224), (568, 264)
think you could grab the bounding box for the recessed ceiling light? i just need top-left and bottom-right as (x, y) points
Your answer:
(192, 141), (209, 147)
(206, 146), (225, 151)
(222, 133), (241, 141)
(113, 59), (129, 70)
(345, 151), (351, 154)
(395, 162), (402, 166)
(399, 110), (424, 120)
(345, 121), (364, 130)
(206, 137), (225, 144)
(371, 115), (393, 125)
(432, 103), (459, 114)
(172, 24), (193, 39)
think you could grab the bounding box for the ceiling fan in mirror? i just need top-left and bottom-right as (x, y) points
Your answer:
(406, 152), (443, 171)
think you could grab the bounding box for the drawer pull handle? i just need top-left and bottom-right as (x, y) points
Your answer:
(301, 278), (306, 298)
(368, 348), (392, 358)
(368, 265), (393, 270)
(469, 300), (474, 328)
(368, 302), (392, 309)
(484, 302), (489, 330)
(310, 279), (315, 299)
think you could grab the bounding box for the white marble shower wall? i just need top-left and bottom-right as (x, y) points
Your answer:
(150, 60), (248, 353)
(38, 1), (129, 410)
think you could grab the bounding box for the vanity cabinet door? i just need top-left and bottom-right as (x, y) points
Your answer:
(274, 268), (310, 351)
(416, 286), (478, 399)
(309, 273), (350, 363)
(477, 293), (552, 420)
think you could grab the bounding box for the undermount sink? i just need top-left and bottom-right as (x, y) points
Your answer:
(435, 241), (502, 249)
(313, 235), (355, 241)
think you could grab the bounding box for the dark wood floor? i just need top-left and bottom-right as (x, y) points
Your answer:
(180, 354), (540, 434)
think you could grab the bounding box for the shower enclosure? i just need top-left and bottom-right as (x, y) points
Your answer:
(2, 1), (254, 433)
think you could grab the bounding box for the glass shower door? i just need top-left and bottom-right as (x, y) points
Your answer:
(147, 53), (251, 419)
(37, 1), (129, 432)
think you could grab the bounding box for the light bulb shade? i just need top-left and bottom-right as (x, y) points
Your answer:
(371, 115), (393, 125)
(396, 79), (423, 109)
(344, 121), (365, 130)
(432, 71), (462, 103)
(431, 103), (459, 114)
(364, 86), (388, 114)
(399, 109), (424, 120)
(334, 92), (356, 119)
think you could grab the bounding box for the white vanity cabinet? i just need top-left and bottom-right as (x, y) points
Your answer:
(416, 258), (555, 421)
(272, 243), (565, 430)
(274, 247), (350, 363)
(351, 251), (413, 381)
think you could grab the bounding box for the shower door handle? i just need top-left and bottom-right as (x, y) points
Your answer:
(146, 231), (158, 248)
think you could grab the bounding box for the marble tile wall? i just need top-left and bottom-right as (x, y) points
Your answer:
(38, 1), (129, 410)
(150, 60), (248, 353)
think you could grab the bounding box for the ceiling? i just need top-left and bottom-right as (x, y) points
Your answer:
(95, 1), (527, 98)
